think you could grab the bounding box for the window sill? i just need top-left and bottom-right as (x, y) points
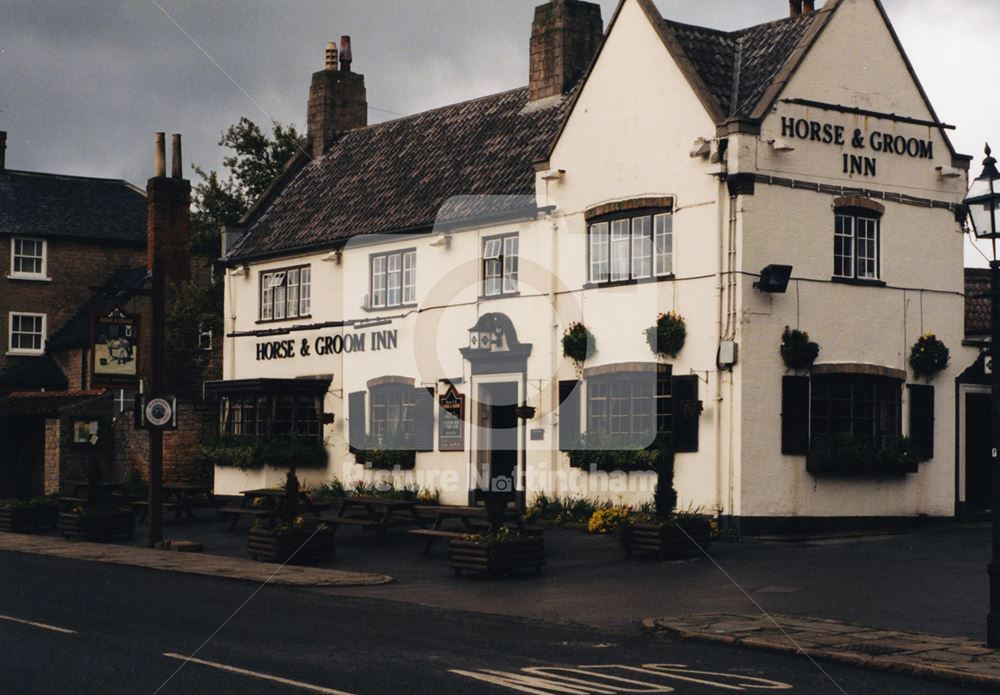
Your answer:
(362, 303), (417, 313)
(478, 291), (520, 301)
(583, 274), (675, 290)
(830, 277), (886, 288)
(7, 274), (51, 282)
(7, 349), (44, 357)
(255, 315), (313, 325)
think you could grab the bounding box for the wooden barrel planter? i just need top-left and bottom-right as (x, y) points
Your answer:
(248, 526), (335, 564)
(0, 503), (60, 533)
(449, 535), (545, 577)
(621, 517), (712, 560)
(60, 511), (135, 541)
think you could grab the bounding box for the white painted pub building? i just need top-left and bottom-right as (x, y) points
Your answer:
(212, 0), (977, 534)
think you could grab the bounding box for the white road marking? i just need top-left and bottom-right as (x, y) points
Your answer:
(162, 653), (354, 694)
(0, 612), (76, 635)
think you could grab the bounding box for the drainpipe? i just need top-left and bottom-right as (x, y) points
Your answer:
(549, 206), (560, 501)
(715, 176), (726, 517)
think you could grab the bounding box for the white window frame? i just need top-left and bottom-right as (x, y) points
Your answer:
(833, 213), (881, 281)
(10, 237), (48, 280)
(8, 312), (46, 356)
(482, 233), (518, 297)
(259, 265), (311, 321)
(197, 322), (213, 351)
(370, 250), (416, 309)
(589, 211), (673, 285)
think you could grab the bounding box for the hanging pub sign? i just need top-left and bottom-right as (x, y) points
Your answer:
(438, 384), (465, 452)
(92, 307), (139, 385)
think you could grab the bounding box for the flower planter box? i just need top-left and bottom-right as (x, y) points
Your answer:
(621, 517), (712, 560)
(247, 526), (335, 564)
(60, 511), (134, 541)
(0, 503), (60, 533)
(449, 535), (545, 577)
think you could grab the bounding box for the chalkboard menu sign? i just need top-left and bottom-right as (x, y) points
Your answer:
(438, 384), (465, 452)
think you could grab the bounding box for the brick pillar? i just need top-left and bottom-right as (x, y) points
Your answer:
(529, 0), (603, 102)
(43, 419), (60, 494)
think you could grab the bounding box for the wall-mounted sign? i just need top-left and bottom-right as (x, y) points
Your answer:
(256, 329), (398, 361)
(438, 384), (465, 452)
(93, 307), (139, 385)
(779, 115), (934, 179)
(72, 420), (99, 444)
(134, 394), (178, 430)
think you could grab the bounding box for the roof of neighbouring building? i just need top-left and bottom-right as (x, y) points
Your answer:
(0, 354), (69, 392)
(0, 170), (146, 244)
(966, 268), (991, 337)
(47, 266), (150, 351)
(227, 86), (576, 261)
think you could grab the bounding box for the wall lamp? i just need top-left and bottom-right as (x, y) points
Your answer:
(754, 264), (793, 293)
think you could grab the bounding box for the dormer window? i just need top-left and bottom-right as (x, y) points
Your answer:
(10, 237), (47, 280)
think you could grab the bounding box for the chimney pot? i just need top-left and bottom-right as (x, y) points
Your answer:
(803, 0), (815, 11)
(789, 0), (803, 16)
(0, 131), (6, 173)
(339, 36), (352, 72)
(154, 132), (166, 177)
(171, 133), (182, 179)
(325, 41), (339, 70)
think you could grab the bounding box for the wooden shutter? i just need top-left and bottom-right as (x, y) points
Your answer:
(671, 375), (699, 453)
(781, 376), (810, 455)
(413, 387), (435, 452)
(348, 391), (366, 452)
(558, 380), (581, 451)
(908, 384), (934, 460)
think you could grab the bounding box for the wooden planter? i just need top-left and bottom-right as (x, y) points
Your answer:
(248, 526), (335, 564)
(60, 511), (134, 541)
(449, 535), (545, 577)
(621, 517), (712, 560)
(0, 503), (60, 533)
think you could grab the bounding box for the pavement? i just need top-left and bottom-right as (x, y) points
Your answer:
(0, 532), (391, 588)
(2, 551), (994, 695)
(646, 613), (1000, 690)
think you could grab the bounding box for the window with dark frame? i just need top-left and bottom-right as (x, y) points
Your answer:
(218, 394), (321, 442)
(483, 233), (518, 297)
(370, 250), (416, 309)
(834, 213), (880, 281)
(810, 374), (901, 449)
(260, 265), (311, 321)
(589, 211), (672, 285)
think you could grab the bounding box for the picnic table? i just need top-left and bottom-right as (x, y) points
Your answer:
(408, 505), (531, 553)
(67, 481), (123, 498)
(133, 483), (214, 523)
(320, 496), (427, 536)
(220, 488), (325, 531)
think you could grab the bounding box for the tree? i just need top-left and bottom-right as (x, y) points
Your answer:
(189, 117), (302, 258)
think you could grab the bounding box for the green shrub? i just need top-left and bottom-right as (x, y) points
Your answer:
(807, 435), (919, 476)
(909, 333), (950, 379)
(645, 312), (686, 358)
(0, 496), (58, 510)
(562, 322), (596, 365)
(780, 326), (820, 370)
(568, 432), (662, 472)
(200, 437), (328, 471)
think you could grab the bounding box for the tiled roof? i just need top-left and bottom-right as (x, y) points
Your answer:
(0, 355), (68, 392)
(229, 87), (574, 260)
(966, 268), (991, 337)
(47, 266), (149, 351)
(0, 170), (146, 244)
(664, 11), (825, 121)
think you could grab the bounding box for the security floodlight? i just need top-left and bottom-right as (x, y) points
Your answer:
(753, 264), (793, 293)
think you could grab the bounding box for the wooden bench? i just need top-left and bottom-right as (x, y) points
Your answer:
(218, 507), (274, 531)
(408, 528), (468, 554)
(131, 500), (179, 523)
(319, 515), (384, 531)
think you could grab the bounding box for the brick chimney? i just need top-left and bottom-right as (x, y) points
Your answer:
(529, 0), (603, 102)
(146, 132), (191, 284)
(307, 36), (367, 159)
(0, 131), (6, 173)
(790, 1), (815, 15)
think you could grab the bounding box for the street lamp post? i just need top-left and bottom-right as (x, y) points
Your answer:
(964, 144), (1000, 647)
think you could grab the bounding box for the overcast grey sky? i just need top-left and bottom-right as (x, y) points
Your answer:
(2, 0), (998, 263)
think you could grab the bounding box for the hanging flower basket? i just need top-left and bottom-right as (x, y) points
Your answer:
(909, 334), (950, 380)
(562, 322), (596, 366)
(645, 312), (686, 358)
(780, 327), (820, 370)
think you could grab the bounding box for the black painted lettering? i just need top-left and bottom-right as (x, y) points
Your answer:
(919, 140), (933, 159)
(834, 126), (845, 146)
(795, 119), (810, 140)
(864, 157), (877, 177)
(781, 116), (795, 138)
(809, 121), (822, 142)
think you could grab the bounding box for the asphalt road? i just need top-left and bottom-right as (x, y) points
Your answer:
(0, 551), (991, 695)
